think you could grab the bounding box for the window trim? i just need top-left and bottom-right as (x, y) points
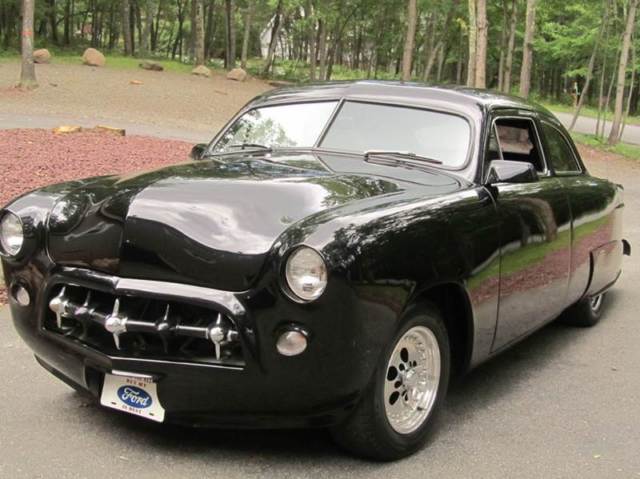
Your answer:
(484, 114), (550, 180)
(539, 120), (584, 176)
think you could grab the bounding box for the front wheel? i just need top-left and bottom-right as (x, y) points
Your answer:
(331, 305), (450, 461)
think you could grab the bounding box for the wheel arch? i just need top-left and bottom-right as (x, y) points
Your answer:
(406, 282), (475, 377)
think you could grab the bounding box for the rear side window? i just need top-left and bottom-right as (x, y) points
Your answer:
(541, 124), (581, 173)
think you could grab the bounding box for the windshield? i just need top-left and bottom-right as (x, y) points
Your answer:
(321, 101), (471, 168)
(213, 101), (338, 152)
(213, 100), (471, 168)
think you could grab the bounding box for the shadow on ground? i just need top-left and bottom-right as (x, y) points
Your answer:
(63, 293), (611, 462)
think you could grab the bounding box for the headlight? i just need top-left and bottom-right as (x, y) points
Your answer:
(285, 246), (328, 301)
(0, 212), (24, 257)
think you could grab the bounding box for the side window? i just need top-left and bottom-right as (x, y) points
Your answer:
(493, 118), (545, 172)
(541, 123), (581, 173)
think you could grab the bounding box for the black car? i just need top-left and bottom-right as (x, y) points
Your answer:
(1, 82), (630, 460)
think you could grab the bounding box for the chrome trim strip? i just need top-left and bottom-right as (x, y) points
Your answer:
(59, 267), (246, 316)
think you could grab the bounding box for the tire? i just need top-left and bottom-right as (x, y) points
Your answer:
(331, 304), (451, 461)
(560, 292), (606, 327)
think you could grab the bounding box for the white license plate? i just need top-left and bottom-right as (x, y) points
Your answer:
(100, 373), (165, 423)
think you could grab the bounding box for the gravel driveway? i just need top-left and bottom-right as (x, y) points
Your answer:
(0, 60), (271, 136)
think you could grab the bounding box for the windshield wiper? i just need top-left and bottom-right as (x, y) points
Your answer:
(364, 150), (443, 165)
(228, 142), (271, 150)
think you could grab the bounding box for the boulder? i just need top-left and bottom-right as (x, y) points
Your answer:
(82, 48), (106, 67)
(191, 65), (211, 77)
(139, 60), (164, 71)
(53, 126), (82, 134)
(226, 68), (247, 82)
(33, 49), (51, 64)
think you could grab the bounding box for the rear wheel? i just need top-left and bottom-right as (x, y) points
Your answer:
(560, 292), (606, 327)
(331, 305), (450, 461)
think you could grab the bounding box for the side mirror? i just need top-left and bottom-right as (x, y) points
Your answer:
(485, 160), (539, 185)
(190, 143), (208, 161)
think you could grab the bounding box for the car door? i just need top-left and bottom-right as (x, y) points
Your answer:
(539, 120), (625, 305)
(486, 112), (573, 351)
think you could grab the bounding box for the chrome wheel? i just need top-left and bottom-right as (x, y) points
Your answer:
(384, 326), (441, 435)
(590, 294), (604, 313)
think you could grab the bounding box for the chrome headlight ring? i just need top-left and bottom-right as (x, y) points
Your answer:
(283, 246), (328, 302)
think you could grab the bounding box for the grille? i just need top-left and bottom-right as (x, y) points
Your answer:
(44, 284), (244, 366)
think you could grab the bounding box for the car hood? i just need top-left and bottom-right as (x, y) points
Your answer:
(46, 151), (466, 291)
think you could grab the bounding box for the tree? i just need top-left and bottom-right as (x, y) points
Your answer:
(262, 0), (283, 76)
(19, 0), (37, 89)
(570, 0), (609, 131)
(608, 0), (639, 144)
(466, 0), (477, 86)
(140, 0), (153, 57)
(475, 0), (487, 88)
(502, 0), (517, 93)
(240, 1), (254, 69)
(519, 0), (537, 98)
(194, 0), (205, 65)
(225, 0), (236, 68)
(401, 0), (418, 81)
(122, 0), (133, 55)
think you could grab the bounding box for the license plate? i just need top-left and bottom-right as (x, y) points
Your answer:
(100, 372), (165, 423)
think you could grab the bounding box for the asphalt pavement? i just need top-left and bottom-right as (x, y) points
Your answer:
(1, 131), (639, 479)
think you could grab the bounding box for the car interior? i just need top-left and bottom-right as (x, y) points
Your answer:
(487, 118), (545, 174)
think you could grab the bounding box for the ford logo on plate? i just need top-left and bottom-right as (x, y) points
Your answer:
(117, 385), (153, 409)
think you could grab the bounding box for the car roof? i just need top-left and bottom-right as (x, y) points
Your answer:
(250, 80), (555, 120)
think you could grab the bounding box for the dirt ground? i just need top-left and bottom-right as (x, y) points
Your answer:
(0, 60), (271, 135)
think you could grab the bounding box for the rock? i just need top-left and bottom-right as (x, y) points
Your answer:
(226, 68), (247, 82)
(92, 125), (126, 136)
(82, 48), (106, 67)
(129, 80), (144, 85)
(191, 65), (211, 77)
(33, 49), (51, 64)
(139, 60), (163, 71)
(53, 126), (83, 134)
(268, 80), (295, 88)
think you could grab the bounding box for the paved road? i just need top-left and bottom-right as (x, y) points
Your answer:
(554, 111), (640, 146)
(1, 145), (639, 479)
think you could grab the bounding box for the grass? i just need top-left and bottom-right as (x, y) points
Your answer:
(0, 48), (202, 74)
(571, 132), (640, 161)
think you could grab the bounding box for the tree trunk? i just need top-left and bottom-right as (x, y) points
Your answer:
(139, 0), (152, 57)
(19, 0), (38, 89)
(225, 0), (236, 68)
(620, 36), (636, 140)
(204, 0), (216, 59)
(194, 0), (205, 65)
(262, 0), (282, 76)
(122, 0), (132, 55)
(401, 0), (418, 81)
(474, 0), (487, 88)
(570, 2), (608, 131)
(48, 0), (59, 44)
(608, 0), (638, 144)
(63, 0), (72, 45)
(318, 18), (327, 80)
(240, 1), (253, 69)
(466, 0), (477, 87)
(497, 0), (509, 91)
(502, 0), (517, 93)
(519, 0), (537, 98)
(307, 0), (316, 81)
